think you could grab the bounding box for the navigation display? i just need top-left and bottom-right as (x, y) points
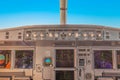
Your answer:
(15, 50), (33, 69)
(94, 50), (113, 69)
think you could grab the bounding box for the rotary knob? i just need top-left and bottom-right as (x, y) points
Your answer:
(61, 32), (66, 39)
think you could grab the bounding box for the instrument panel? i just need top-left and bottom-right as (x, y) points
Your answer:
(0, 25), (120, 80)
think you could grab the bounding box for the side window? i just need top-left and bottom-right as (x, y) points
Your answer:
(15, 50), (33, 69)
(0, 50), (11, 69)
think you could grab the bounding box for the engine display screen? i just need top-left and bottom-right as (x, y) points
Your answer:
(15, 50), (33, 69)
(94, 50), (113, 69)
(56, 49), (74, 68)
(56, 71), (74, 80)
(0, 50), (11, 69)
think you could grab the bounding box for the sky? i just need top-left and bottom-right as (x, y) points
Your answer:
(0, 0), (120, 29)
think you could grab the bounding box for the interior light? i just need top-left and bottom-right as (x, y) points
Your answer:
(33, 32), (37, 37)
(49, 33), (53, 37)
(90, 33), (94, 37)
(75, 33), (79, 38)
(55, 33), (59, 38)
(26, 33), (30, 37)
(68, 32), (72, 36)
(98, 33), (102, 37)
(25, 31), (31, 39)
(40, 33), (44, 37)
(83, 33), (87, 37)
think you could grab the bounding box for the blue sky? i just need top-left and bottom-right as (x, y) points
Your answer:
(0, 0), (120, 29)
